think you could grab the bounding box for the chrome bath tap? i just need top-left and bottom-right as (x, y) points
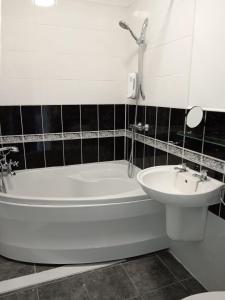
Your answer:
(174, 163), (187, 173)
(0, 146), (19, 193)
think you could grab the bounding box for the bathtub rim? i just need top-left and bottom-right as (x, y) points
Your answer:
(0, 161), (147, 206)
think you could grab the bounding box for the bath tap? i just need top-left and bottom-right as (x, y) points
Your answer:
(193, 169), (208, 182)
(174, 163), (187, 173)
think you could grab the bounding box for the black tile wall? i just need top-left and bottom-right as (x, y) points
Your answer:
(167, 154), (182, 165)
(81, 105), (98, 131)
(184, 111), (205, 153)
(169, 108), (186, 147)
(144, 145), (155, 169)
(25, 142), (45, 169)
(145, 106), (157, 138)
(82, 138), (98, 164)
(115, 105), (125, 130)
(127, 105), (136, 128)
(22, 106), (43, 135)
(155, 149), (167, 166)
(99, 105), (114, 130)
(136, 106), (146, 126)
(42, 105), (62, 134)
(203, 111), (225, 160)
(44, 141), (64, 167)
(99, 138), (114, 162)
(64, 140), (82, 165)
(62, 105), (80, 132)
(115, 137), (125, 160)
(0, 106), (22, 135)
(134, 141), (144, 169)
(156, 107), (170, 142)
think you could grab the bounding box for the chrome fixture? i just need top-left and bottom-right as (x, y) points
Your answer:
(119, 18), (148, 46)
(0, 146), (19, 193)
(193, 169), (208, 182)
(119, 18), (149, 178)
(174, 163), (187, 173)
(129, 122), (149, 132)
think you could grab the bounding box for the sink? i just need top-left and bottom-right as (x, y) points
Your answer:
(137, 165), (224, 241)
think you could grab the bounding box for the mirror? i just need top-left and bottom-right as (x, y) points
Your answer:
(186, 106), (203, 128)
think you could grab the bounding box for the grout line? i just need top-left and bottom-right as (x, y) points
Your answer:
(166, 108), (171, 165)
(97, 105), (100, 163)
(200, 111), (207, 171)
(80, 105), (83, 164)
(19, 106), (27, 170)
(120, 264), (141, 299)
(153, 107), (158, 166)
(60, 105), (65, 167)
(41, 106), (47, 168)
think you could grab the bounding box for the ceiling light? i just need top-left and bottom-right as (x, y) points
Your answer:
(33, 0), (56, 7)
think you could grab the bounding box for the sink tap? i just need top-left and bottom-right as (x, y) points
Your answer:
(193, 169), (208, 182)
(174, 163), (187, 173)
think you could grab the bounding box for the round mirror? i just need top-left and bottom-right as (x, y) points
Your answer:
(186, 106), (203, 128)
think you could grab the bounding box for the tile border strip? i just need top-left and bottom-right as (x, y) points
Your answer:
(126, 130), (225, 174)
(0, 130), (126, 144)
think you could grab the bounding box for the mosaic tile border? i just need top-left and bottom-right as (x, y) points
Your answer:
(0, 130), (126, 145)
(126, 130), (225, 175)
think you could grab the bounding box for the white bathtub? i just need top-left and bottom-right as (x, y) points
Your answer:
(0, 161), (168, 264)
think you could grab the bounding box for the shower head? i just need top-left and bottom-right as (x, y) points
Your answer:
(119, 21), (129, 30)
(119, 18), (148, 45)
(119, 20), (139, 43)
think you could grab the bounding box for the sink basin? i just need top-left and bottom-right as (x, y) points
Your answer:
(137, 165), (224, 241)
(137, 165), (223, 207)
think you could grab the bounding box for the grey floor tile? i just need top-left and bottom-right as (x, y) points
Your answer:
(157, 251), (191, 280)
(0, 256), (35, 281)
(83, 265), (137, 300)
(0, 289), (38, 300)
(38, 275), (89, 300)
(142, 283), (188, 300)
(124, 255), (176, 295)
(35, 264), (59, 273)
(182, 278), (206, 296)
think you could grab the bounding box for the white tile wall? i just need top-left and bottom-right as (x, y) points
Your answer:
(0, 0), (128, 104)
(126, 0), (195, 108)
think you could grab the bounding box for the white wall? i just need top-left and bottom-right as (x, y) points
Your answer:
(127, 0), (196, 108)
(189, 0), (225, 111)
(0, 0), (128, 105)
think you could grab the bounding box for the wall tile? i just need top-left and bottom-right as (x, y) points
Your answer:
(115, 105), (125, 130)
(168, 154), (182, 165)
(156, 107), (170, 142)
(128, 105), (136, 128)
(169, 108), (186, 147)
(64, 139), (81, 166)
(136, 106), (146, 125)
(62, 105), (80, 133)
(134, 141), (144, 169)
(45, 141), (64, 167)
(22, 106), (42, 135)
(184, 111), (205, 153)
(81, 105), (98, 132)
(144, 145), (155, 169)
(99, 138), (114, 162)
(0, 106), (22, 135)
(145, 106), (157, 138)
(99, 105), (115, 131)
(82, 138), (98, 164)
(155, 149), (167, 166)
(25, 142), (45, 169)
(42, 105), (62, 134)
(203, 111), (225, 160)
(115, 137), (125, 160)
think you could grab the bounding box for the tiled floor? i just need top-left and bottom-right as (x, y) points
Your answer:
(0, 250), (206, 300)
(0, 256), (58, 282)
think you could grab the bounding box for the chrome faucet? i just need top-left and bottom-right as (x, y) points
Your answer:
(129, 122), (149, 132)
(174, 163), (187, 173)
(193, 169), (208, 182)
(0, 146), (19, 193)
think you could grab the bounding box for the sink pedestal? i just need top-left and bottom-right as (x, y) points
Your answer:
(166, 205), (208, 241)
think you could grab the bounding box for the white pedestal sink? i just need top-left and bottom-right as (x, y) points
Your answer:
(137, 165), (224, 241)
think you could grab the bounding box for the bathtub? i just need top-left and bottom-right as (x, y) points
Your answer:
(0, 161), (168, 264)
